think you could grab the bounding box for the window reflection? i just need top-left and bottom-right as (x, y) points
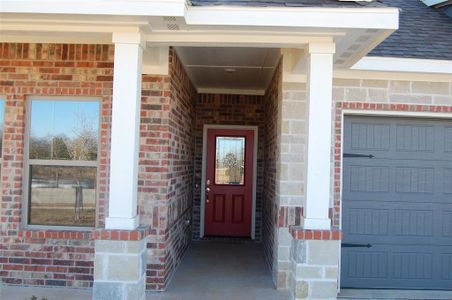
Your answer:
(29, 101), (99, 161)
(29, 165), (96, 226)
(215, 137), (245, 185)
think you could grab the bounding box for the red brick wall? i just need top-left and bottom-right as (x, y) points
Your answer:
(262, 61), (282, 278)
(0, 44), (196, 291)
(0, 43), (114, 287)
(144, 48), (196, 290)
(192, 93), (266, 240)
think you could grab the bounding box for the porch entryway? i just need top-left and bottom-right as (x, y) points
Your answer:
(149, 241), (290, 300)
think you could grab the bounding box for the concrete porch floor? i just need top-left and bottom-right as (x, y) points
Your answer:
(0, 241), (290, 300)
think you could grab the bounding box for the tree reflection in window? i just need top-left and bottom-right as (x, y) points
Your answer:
(28, 100), (99, 227)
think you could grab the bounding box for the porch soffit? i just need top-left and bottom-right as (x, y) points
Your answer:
(0, 1), (399, 93)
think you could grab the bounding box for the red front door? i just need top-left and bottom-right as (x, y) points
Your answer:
(204, 128), (254, 237)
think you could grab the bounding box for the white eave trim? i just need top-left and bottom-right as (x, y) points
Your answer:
(185, 6), (399, 30)
(0, 0), (186, 16)
(353, 56), (452, 74)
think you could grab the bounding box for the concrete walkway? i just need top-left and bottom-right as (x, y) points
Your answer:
(0, 241), (290, 300)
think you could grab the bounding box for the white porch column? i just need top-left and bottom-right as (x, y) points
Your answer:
(303, 42), (335, 230)
(105, 32), (144, 230)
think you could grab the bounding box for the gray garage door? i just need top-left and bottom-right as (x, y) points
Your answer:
(341, 116), (452, 290)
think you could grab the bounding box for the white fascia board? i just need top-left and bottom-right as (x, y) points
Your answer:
(0, 0), (186, 16)
(185, 6), (399, 30)
(353, 56), (452, 74)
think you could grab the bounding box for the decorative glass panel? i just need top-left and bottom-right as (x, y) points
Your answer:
(29, 100), (99, 161)
(215, 137), (245, 185)
(28, 165), (96, 226)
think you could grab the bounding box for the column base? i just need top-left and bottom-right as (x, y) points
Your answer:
(105, 216), (138, 230)
(301, 218), (330, 230)
(290, 239), (340, 299)
(93, 239), (146, 300)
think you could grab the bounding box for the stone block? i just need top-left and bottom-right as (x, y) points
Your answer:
(332, 87), (344, 101)
(310, 281), (337, 299)
(296, 265), (322, 279)
(282, 101), (306, 119)
(93, 282), (123, 300)
(389, 94), (432, 104)
(291, 240), (306, 264)
(362, 79), (388, 88)
(412, 81), (449, 95)
(368, 88), (388, 103)
(389, 80), (410, 93)
(324, 267), (338, 279)
(345, 88), (367, 102)
(95, 239), (145, 254)
(93, 254), (106, 280)
(433, 95), (452, 105)
(307, 240), (339, 265)
(333, 78), (360, 87)
(107, 255), (141, 281)
(277, 271), (288, 289)
(294, 280), (309, 298)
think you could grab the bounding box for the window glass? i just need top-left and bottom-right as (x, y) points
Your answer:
(29, 165), (96, 226)
(215, 137), (245, 185)
(28, 99), (99, 227)
(30, 101), (99, 161)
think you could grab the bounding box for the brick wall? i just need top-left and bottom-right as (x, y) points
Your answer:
(262, 60), (282, 286)
(192, 93), (265, 240)
(0, 43), (114, 288)
(0, 44), (196, 291)
(143, 48), (196, 290)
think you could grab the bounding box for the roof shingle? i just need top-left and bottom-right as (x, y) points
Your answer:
(190, 0), (452, 61)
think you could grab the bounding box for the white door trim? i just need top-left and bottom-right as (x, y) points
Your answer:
(200, 124), (258, 240)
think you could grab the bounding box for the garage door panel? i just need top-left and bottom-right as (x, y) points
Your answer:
(344, 202), (452, 245)
(342, 116), (452, 290)
(342, 245), (452, 289)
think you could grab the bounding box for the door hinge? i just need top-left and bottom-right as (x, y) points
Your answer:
(341, 243), (372, 248)
(343, 153), (375, 159)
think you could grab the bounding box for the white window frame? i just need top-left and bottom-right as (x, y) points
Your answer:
(23, 96), (101, 230)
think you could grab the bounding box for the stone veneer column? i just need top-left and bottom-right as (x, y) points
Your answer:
(289, 229), (341, 300)
(93, 31), (146, 300)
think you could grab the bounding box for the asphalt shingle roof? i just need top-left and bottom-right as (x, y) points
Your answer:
(190, 0), (452, 61)
(369, 0), (452, 60)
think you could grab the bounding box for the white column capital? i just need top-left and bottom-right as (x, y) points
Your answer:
(112, 31), (145, 48)
(307, 42), (336, 55)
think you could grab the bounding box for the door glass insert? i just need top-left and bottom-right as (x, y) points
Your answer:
(215, 136), (245, 185)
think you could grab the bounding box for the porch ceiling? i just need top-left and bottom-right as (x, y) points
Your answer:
(0, 1), (399, 83)
(175, 47), (281, 95)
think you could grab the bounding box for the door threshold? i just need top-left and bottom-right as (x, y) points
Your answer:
(339, 289), (452, 299)
(199, 236), (256, 244)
